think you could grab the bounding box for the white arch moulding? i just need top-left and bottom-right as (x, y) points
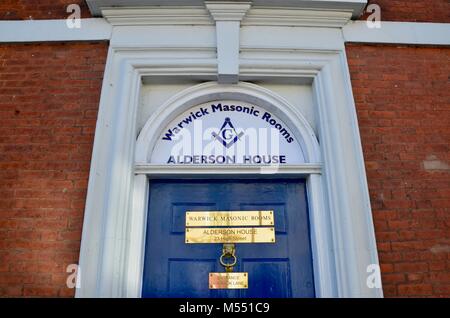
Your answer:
(135, 81), (321, 164)
(76, 47), (382, 299)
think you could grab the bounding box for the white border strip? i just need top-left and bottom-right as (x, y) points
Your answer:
(134, 164), (323, 176)
(0, 19), (449, 46)
(343, 21), (450, 46)
(0, 18), (111, 42)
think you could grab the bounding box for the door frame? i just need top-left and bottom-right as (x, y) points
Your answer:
(76, 17), (381, 297)
(130, 81), (329, 298)
(138, 171), (323, 298)
(142, 177), (315, 298)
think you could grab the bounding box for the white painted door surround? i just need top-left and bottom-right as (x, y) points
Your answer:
(77, 0), (382, 298)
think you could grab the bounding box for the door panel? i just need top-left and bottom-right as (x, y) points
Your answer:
(142, 179), (315, 298)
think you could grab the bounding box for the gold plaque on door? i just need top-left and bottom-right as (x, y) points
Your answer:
(209, 272), (248, 289)
(186, 211), (274, 227)
(185, 227), (275, 244)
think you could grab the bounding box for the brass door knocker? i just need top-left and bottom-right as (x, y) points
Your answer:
(219, 243), (237, 272)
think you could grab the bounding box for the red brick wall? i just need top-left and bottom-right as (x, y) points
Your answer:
(361, 0), (450, 23)
(0, 42), (108, 297)
(0, 3), (449, 298)
(346, 44), (450, 297)
(0, 0), (91, 20)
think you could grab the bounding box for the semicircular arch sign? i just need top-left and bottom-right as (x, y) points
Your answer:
(151, 100), (306, 165)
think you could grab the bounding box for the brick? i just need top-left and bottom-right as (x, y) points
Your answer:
(429, 262), (446, 272)
(382, 273), (405, 284)
(23, 286), (57, 297)
(382, 284), (397, 297)
(433, 285), (450, 295)
(391, 241), (426, 252)
(407, 273), (424, 282)
(380, 263), (394, 273)
(398, 284), (433, 296)
(347, 44), (450, 298)
(378, 252), (402, 263)
(0, 285), (23, 297)
(0, 42), (107, 299)
(427, 273), (450, 283)
(377, 242), (391, 252)
(58, 287), (76, 297)
(360, 1), (450, 23)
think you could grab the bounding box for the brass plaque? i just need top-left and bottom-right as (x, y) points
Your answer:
(186, 211), (274, 227)
(209, 272), (248, 289)
(185, 227), (275, 244)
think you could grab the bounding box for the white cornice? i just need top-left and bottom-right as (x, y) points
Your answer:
(205, 1), (252, 21)
(87, 0), (368, 19)
(93, 1), (363, 28)
(243, 7), (353, 27)
(101, 5), (352, 28)
(101, 6), (213, 26)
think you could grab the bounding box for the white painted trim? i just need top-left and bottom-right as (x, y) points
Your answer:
(215, 20), (241, 83)
(205, 1), (252, 21)
(102, 1), (352, 27)
(343, 21), (450, 46)
(243, 7), (353, 27)
(109, 26), (216, 49)
(205, 2), (251, 83)
(102, 5), (352, 28)
(126, 174), (149, 297)
(313, 50), (382, 297)
(86, 0), (367, 18)
(101, 7), (213, 26)
(241, 27), (345, 51)
(0, 18), (111, 42)
(134, 164), (323, 176)
(1, 18), (449, 47)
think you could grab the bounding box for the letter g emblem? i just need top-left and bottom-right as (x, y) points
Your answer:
(222, 129), (233, 140)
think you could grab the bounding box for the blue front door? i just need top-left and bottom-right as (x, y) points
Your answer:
(142, 179), (315, 298)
